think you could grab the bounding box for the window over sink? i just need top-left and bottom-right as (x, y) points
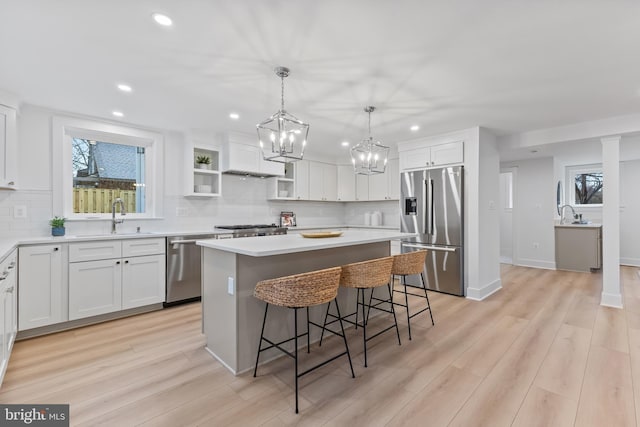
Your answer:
(52, 116), (164, 219)
(566, 164), (603, 206)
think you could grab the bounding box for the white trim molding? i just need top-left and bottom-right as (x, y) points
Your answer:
(466, 278), (502, 301)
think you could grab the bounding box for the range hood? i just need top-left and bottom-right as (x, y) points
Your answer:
(220, 133), (285, 178)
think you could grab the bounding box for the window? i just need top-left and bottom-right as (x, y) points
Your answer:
(566, 164), (602, 206)
(53, 116), (163, 219)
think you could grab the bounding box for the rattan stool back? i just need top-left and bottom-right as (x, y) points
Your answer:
(340, 256), (394, 289)
(392, 250), (427, 276)
(254, 266), (342, 308)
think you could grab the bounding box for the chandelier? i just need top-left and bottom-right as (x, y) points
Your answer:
(257, 66), (309, 163)
(350, 106), (389, 175)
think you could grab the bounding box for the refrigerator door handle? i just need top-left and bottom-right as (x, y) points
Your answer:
(403, 243), (457, 253)
(427, 179), (434, 234)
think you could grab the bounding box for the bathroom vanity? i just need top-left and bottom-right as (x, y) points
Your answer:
(555, 223), (602, 272)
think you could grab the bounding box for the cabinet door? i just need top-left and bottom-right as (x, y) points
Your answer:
(308, 162), (324, 200)
(0, 105), (17, 189)
(431, 141), (463, 166)
(400, 147), (430, 170)
(323, 164), (337, 201)
(368, 171), (387, 201)
(337, 165), (356, 201)
(294, 160), (309, 200)
(355, 174), (369, 201)
(69, 259), (122, 320)
(18, 245), (63, 330)
(387, 158), (400, 200)
(0, 284), (6, 382)
(122, 255), (166, 309)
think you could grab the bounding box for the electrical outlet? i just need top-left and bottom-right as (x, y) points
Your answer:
(227, 277), (235, 295)
(176, 207), (188, 217)
(532, 242), (539, 249)
(13, 205), (27, 218)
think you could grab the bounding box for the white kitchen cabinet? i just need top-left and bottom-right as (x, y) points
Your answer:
(336, 165), (356, 201)
(355, 174), (369, 201)
(368, 158), (400, 201)
(400, 141), (463, 171)
(68, 238), (165, 321)
(185, 143), (221, 198)
(221, 133), (284, 176)
(294, 160), (310, 200)
(0, 249), (17, 386)
(309, 162), (337, 201)
(69, 258), (122, 320)
(122, 254), (165, 309)
(0, 104), (18, 190)
(18, 244), (64, 331)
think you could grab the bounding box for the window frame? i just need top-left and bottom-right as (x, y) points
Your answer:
(52, 115), (164, 220)
(565, 163), (603, 208)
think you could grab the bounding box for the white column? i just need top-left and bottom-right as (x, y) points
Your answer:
(601, 136), (622, 308)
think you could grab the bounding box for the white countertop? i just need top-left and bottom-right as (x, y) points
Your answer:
(554, 222), (602, 229)
(196, 229), (415, 257)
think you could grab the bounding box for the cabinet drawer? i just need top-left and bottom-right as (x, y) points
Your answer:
(0, 250), (17, 274)
(69, 241), (122, 262)
(122, 238), (165, 257)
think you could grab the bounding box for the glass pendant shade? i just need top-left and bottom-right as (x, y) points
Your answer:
(350, 106), (389, 175)
(257, 67), (309, 163)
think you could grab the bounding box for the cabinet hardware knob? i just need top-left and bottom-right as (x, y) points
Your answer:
(6, 286), (14, 293)
(125, 260), (129, 264)
(7, 181), (14, 185)
(116, 261), (120, 265)
(53, 247), (59, 251)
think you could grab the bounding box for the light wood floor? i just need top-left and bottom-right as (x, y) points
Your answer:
(2, 265), (639, 426)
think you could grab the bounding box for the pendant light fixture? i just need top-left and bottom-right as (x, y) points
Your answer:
(257, 66), (309, 163)
(350, 106), (389, 175)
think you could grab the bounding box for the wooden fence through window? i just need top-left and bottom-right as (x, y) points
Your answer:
(73, 189), (137, 213)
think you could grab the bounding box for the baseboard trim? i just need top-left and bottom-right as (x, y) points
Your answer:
(601, 292), (623, 309)
(500, 256), (513, 264)
(204, 346), (238, 375)
(466, 278), (502, 301)
(514, 258), (556, 270)
(620, 257), (640, 267)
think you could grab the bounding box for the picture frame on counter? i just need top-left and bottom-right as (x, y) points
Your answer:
(280, 211), (296, 227)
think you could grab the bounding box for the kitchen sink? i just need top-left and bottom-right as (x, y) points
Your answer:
(67, 232), (156, 238)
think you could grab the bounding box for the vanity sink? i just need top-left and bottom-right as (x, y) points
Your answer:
(571, 220), (592, 225)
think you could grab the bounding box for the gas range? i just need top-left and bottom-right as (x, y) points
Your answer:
(215, 224), (288, 238)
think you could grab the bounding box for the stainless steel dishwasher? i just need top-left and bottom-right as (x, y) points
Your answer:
(165, 234), (224, 305)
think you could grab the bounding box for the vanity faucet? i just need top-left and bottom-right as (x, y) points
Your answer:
(559, 204), (577, 224)
(111, 198), (126, 234)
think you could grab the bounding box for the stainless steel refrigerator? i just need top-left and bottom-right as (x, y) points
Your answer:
(400, 166), (464, 296)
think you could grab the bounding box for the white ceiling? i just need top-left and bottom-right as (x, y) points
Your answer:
(2, 1), (640, 159)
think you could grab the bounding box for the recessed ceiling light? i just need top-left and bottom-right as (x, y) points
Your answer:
(117, 84), (132, 93)
(152, 13), (173, 27)
(229, 112), (239, 120)
(341, 141), (350, 147)
(112, 111), (124, 118)
(410, 125), (420, 132)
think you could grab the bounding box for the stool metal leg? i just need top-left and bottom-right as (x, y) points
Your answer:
(253, 303), (270, 377)
(294, 308), (299, 414)
(306, 306), (311, 353)
(421, 272), (434, 326)
(403, 275), (412, 340)
(389, 283), (401, 345)
(319, 300), (331, 347)
(334, 299), (356, 378)
(361, 288), (368, 368)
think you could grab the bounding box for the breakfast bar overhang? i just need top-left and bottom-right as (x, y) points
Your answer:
(196, 230), (414, 374)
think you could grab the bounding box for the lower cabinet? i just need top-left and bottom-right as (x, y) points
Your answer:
(68, 238), (166, 321)
(0, 249), (17, 386)
(18, 244), (64, 331)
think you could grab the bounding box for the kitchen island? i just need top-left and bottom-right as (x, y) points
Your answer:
(196, 229), (414, 374)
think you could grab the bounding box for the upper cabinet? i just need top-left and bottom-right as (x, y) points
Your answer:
(336, 165), (356, 201)
(185, 143), (221, 198)
(220, 132), (284, 177)
(267, 163), (295, 200)
(309, 162), (337, 201)
(0, 104), (18, 190)
(400, 141), (463, 171)
(293, 160), (310, 200)
(367, 158), (399, 201)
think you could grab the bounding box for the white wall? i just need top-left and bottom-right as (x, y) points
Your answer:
(0, 105), (351, 238)
(501, 157), (556, 269)
(621, 159), (640, 266)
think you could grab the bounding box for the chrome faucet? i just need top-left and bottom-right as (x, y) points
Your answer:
(559, 204), (577, 224)
(111, 198), (126, 234)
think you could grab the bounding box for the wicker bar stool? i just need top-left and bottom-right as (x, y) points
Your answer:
(319, 256), (399, 368)
(391, 250), (434, 340)
(252, 266), (355, 414)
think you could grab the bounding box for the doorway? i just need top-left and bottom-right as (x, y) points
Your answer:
(500, 168), (517, 264)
